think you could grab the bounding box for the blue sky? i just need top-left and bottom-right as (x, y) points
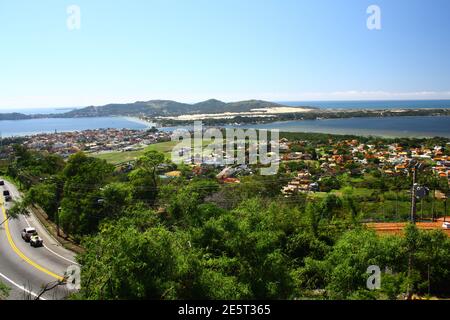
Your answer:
(1, 0), (450, 109)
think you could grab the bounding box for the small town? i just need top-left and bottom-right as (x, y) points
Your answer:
(277, 138), (450, 195)
(20, 128), (172, 158)
(7, 129), (450, 194)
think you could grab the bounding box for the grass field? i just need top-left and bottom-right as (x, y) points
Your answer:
(92, 139), (213, 165)
(91, 141), (179, 164)
(92, 150), (147, 164)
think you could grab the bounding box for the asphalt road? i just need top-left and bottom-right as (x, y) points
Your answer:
(0, 178), (78, 300)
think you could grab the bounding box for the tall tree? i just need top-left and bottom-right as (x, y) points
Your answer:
(59, 152), (114, 236)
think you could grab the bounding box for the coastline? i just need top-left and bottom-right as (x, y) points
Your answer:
(0, 116), (149, 138)
(229, 116), (450, 139)
(122, 116), (156, 128)
(1, 114), (450, 139)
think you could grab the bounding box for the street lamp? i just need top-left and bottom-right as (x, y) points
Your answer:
(57, 206), (61, 237)
(410, 163), (419, 224)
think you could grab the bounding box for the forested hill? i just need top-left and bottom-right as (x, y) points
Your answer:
(58, 99), (314, 117)
(2, 99), (450, 121)
(0, 113), (33, 121)
(0, 99), (315, 120)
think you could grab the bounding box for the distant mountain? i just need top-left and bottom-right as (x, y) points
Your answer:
(60, 100), (192, 117)
(0, 99), (318, 120)
(192, 99), (227, 112)
(226, 100), (288, 112)
(189, 99), (292, 114)
(57, 99), (314, 118)
(0, 113), (32, 121)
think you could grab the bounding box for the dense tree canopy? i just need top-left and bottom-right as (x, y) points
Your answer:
(3, 139), (450, 300)
(59, 153), (115, 236)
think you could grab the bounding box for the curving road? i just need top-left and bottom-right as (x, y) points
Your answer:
(0, 178), (78, 300)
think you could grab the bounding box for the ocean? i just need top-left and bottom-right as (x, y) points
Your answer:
(278, 100), (450, 110)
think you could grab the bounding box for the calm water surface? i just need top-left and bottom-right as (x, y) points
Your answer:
(232, 116), (450, 138)
(0, 117), (151, 137)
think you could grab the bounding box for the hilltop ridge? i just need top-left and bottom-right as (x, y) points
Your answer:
(61, 99), (314, 118)
(0, 99), (316, 120)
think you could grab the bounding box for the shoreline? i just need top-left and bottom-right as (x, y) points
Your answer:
(228, 116), (450, 139)
(1, 115), (450, 140)
(0, 116), (149, 138)
(122, 116), (156, 128)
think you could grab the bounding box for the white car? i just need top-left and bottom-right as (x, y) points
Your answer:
(442, 222), (450, 230)
(21, 227), (37, 242)
(30, 235), (44, 247)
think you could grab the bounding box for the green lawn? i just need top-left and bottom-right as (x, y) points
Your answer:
(92, 139), (213, 165)
(91, 141), (178, 165)
(92, 150), (147, 165)
(332, 187), (374, 197)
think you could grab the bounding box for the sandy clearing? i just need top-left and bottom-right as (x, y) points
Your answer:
(159, 107), (315, 121)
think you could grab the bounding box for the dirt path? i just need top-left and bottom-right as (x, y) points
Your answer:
(367, 217), (450, 236)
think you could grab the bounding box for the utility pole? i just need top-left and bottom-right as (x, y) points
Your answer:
(445, 197), (448, 223)
(54, 178), (64, 237)
(443, 185), (449, 223)
(407, 162), (420, 299)
(410, 165), (417, 225)
(57, 207), (61, 237)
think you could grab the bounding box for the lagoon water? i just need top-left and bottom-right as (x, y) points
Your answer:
(233, 116), (450, 138)
(2, 115), (448, 139)
(161, 100), (450, 138)
(0, 117), (151, 137)
(0, 105), (450, 138)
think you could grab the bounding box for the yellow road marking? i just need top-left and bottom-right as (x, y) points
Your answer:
(1, 201), (64, 281)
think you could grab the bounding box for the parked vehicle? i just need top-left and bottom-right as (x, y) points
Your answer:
(21, 227), (37, 242)
(442, 222), (450, 230)
(3, 190), (12, 202)
(0, 180), (4, 186)
(30, 235), (44, 247)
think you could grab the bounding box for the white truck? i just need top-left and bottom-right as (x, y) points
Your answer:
(21, 227), (37, 242)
